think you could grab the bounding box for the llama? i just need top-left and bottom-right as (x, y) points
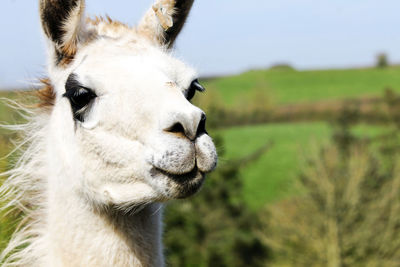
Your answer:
(0, 0), (217, 266)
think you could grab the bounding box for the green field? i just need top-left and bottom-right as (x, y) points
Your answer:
(203, 66), (400, 106)
(214, 122), (387, 209)
(214, 123), (330, 209)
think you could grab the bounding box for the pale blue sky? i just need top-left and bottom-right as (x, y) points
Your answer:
(0, 0), (399, 88)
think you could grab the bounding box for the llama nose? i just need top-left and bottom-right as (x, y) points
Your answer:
(165, 112), (207, 141)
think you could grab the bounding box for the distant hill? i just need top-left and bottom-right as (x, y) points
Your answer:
(202, 66), (400, 106)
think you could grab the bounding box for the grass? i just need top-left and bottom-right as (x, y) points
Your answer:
(203, 66), (400, 106)
(216, 122), (388, 210)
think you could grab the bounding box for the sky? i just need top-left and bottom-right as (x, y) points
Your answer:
(0, 0), (400, 89)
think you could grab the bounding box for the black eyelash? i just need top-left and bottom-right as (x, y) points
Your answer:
(186, 79), (205, 101)
(63, 74), (97, 122)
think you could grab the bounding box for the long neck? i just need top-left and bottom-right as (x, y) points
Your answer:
(37, 108), (164, 267)
(43, 175), (164, 267)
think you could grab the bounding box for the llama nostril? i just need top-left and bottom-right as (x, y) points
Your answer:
(165, 113), (207, 140)
(196, 113), (207, 137)
(166, 122), (186, 135)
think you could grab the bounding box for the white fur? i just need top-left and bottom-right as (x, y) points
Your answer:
(1, 1), (217, 266)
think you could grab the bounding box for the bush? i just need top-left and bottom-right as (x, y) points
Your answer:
(261, 119), (400, 266)
(377, 53), (389, 69)
(193, 89), (274, 129)
(269, 64), (296, 71)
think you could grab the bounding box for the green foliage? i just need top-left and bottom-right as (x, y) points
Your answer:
(264, 146), (400, 266)
(164, 136), (270, 266)
(269, 64), (296, 71)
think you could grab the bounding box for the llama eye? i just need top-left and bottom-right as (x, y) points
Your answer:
(63, 87), (97, 122)
(185, 79), (205, 101)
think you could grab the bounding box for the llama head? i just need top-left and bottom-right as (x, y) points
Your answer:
(39, 0), (217, 209)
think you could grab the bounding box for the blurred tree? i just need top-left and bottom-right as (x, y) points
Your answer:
(261, 106), (400, 266)
(269, 63), (295, 71)
(376, 53), (389, 68)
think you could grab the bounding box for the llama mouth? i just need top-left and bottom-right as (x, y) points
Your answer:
(150, 166), (205, 198)
(151, 166), (203, 182)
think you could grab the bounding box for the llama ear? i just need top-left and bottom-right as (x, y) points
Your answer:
(138, 0), (194, 48)
(39, 0), (86, 65)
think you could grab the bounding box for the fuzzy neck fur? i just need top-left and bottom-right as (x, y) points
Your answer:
(0, 109), (164, 267)
(45, 176), (164, 267)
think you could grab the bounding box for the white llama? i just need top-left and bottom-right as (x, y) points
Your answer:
(0, 0), (217, 266)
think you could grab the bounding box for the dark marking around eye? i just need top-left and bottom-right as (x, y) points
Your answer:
(63, 73), (97, 122)
(185, 79), (205, 101)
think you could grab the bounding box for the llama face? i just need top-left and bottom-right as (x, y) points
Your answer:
(40, 0), (217, 208)
(64, 40), (217, 206)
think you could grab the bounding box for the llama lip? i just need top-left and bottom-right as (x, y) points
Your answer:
(150, 166), (205, 198)
(151, 166), (202, 182)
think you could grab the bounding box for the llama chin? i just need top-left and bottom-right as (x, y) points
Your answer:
(0, 1), (217, 266)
